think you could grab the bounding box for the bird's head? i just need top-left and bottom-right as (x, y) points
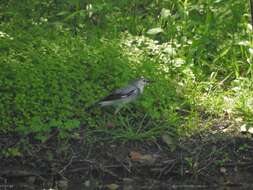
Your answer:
(134, 76), (153, 92)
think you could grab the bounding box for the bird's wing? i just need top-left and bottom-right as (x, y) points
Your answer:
(113, 84), (137, 94)
(100, 86), (137, 102)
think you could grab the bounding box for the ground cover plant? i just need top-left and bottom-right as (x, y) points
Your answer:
(0, 0), (253, 189)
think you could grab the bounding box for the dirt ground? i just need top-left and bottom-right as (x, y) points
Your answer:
(1, 125), (253, 190)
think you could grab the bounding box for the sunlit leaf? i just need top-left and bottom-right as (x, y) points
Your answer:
(147, 27), (164, 35)
(247, 24), (252, 31)
(173, 58), (185, 67)
(240, 124), (247, 133)
(160, 8), (171, 19)
(249, 48), (253, 55)
(238, 41), (250, 46)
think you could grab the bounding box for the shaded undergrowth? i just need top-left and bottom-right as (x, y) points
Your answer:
(1, 124), (253, 189)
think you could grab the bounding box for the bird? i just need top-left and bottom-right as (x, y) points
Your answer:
(87, 77), (153, 114)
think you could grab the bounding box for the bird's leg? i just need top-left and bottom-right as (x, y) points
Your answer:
(114, 105), (123, 115)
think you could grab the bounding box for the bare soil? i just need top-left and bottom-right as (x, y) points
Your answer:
(1, 127), (253, 190)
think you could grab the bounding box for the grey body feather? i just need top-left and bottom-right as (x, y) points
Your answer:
(86, 77), (151, 113)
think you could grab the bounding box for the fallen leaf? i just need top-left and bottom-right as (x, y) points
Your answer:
(220, 167), (226, 174)
(106, 122), (115, 129)
(162, 134), (173, 145)
(130, 151), (142, 161)
(130, 151), (156, 165)
(161, 134), (176, 151)
(84, 180), (90, 187)
(240, 124), (247, 133)
(248, 127), (253, 134)
(139, 154), (156, 165)
(72, 132), (81, 140)
(106, 183), (119, 190)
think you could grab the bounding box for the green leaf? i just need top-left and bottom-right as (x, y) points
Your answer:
(64, 119), (80, 129)
(57, 11), (70, 16)
(64, 10), (86, 21)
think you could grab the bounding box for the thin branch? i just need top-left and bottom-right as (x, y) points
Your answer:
(58, 155), (76, 174)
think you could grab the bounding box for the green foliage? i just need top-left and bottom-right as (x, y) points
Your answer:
(1, 147), (21, 157)
(0, 0), (252, 146)
(0, 26), (128, 135)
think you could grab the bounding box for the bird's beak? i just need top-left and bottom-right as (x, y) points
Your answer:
(147, 80), (154, 84)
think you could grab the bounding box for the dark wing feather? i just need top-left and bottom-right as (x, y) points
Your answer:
(100, 89), (137, 102)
